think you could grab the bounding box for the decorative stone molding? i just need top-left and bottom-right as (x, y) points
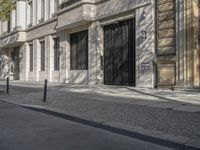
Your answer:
(0, 31), (26, 48)
(28, 23), (32, 28)
(13, 26), (22, 31)
(39, 18), (44, 24)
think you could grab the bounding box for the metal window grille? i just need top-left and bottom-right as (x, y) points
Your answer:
(54, 37), (60, 71)
(70, 30), (88, 70)
(40, 41), (45, 71)
(29, 44), (33, 72)
(41, 0), (45, 19)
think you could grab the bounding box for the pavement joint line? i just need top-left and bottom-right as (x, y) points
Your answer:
(0, 98), (200, 150)
(125, 87), (184, 103)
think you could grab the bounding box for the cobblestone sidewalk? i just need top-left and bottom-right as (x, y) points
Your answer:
(0, 83), (200, 149)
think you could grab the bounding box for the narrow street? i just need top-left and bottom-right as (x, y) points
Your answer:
(0, 101), (175, 150)
(0, 82), (200, 149)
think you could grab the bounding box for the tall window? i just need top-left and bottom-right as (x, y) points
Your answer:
(29, 44), (33, 72)
(7, 20), (10, 33)
(28, 1), (33, 25)
(0, 22), (2, 35)
(40, 41), (45, 71)
(41, 0), (45, 19)
(54, 0), (59, 12)
(54, 37), (60, 71)
(70, 30), (88, 70)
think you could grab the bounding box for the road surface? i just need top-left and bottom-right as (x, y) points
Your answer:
(0, 101), (175, 150)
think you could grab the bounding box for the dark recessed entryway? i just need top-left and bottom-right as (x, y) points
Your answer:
(104, 19), (135, 86)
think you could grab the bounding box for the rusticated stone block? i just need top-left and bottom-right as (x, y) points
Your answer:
(158, 47), (176, 55)
(158, 0), (173, 5)
(158, 11), (175, 22)
(159, 2), (174, 13)
(158, 38), (175, 47)
(158, 29), (175, 38)
(157, 63), (175, 86)
(158, 20), (175, 30)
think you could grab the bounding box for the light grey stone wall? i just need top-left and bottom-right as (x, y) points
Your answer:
(26, 20), (57, 41)
(88, 21), (103, 85)
(19, 43), (29, 81)
(68, 70), (88, 84)
(59, 30), (70, 83)
(45, 35), (54, 82)
(33, 39), (40, 81)
(135, 2), (155, 87)
(16, 1), (26, 29)
(96, 0), (151, 19)
(52, 71), (60, 82)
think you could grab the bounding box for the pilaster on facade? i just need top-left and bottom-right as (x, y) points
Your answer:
(16, 0), (26, 29)
(135, 2), (155, 88)
(175, 0), (185, 86)
(45, 35), (54, 82)
(10, 9), (16, 32)
(88, 21), (103, 85)
(32, 0), (37, 26)
(33, 39), (40, 81)
(59, 31), (70, 83)
(20, 43), (29, 81)
(37, 0), (42, 24)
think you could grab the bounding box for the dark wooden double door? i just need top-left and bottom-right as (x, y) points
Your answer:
(104, 19), (135, 86)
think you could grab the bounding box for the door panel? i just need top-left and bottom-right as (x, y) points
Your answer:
(104, 19), (135, 85)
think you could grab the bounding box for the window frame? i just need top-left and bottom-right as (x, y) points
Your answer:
(53, 37), (60, 71)
(29, 44), (33, 72)
(54, 0), (59, 13)
(70, 30), (88, 70)
(40, 40), (45, 71)
(28, 1), (33, 24)
(41, 0), (45, 19)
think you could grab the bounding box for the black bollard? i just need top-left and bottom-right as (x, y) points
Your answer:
(43, 79), (48, 102)
(6, 77), (9, 94)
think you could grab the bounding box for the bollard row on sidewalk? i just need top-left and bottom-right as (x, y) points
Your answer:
(4, 78), (48, 103)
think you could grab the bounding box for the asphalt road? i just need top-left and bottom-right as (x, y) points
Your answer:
(0, 101), (175, 150)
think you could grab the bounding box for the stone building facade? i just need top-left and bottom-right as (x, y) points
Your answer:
(0, 0), (199, 88)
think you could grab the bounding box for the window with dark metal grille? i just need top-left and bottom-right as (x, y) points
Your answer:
(54, 37), (60, 71)
(70, 30), (88, 70)
(28, 1), (33, 24)
(7, 20), (10, 33)
(41, 0), (45, 19)
(29, 44), (33, 72)
(54, 0), (59, 12)
(40, 41), (45, 71)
